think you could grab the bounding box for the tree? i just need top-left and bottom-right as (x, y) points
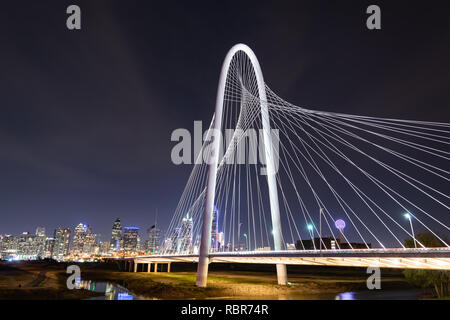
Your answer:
(405, 232), (443, 249)
(403, 232), (449, 298)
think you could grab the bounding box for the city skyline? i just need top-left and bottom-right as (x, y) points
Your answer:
(0, 217), (156, 261)
(0, 210), (427, 261)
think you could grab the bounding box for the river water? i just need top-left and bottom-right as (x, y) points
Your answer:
(80, 280), (146, 300)
(216, 288), (430, 300)
(80, 280), (430, 300)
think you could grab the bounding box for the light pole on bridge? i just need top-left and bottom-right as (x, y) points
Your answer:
(307, 224), (316, 250)
(319, 208), (323, 253)
(237, 222), (243, 251)
(404, 212), (417, 249)
(243, 233), (248, 251)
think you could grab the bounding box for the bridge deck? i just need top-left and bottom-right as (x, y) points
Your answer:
(118, 248), (450, 270)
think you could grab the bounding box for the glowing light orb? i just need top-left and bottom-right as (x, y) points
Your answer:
(335, 219), (346, 231)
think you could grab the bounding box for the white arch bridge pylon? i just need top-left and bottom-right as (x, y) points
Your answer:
(123, 44), (450, 287)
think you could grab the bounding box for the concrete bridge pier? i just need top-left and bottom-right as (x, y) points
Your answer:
(128, 261), (172, 273)
(276, 264), (287, 285)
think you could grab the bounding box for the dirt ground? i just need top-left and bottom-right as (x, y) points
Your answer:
(0, 261), (416, 300)
(0, 261), (102, 299)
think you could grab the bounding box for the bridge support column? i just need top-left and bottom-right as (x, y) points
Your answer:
(197, 257), (209, 287)
(154, 263), (158, 273)
(147, 263), (152, 273)
(196, 44), (288, 287)
(276, 264), (287, 285)
(167, 262), (171, 273)
(134, 262), (138, 273)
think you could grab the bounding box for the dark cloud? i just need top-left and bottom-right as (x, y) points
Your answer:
(0, 0), (449, 242)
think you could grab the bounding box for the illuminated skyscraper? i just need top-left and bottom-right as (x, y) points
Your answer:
(110, 218), (122, 252)
(83, 226), (96, 254)
(211, 207), (218, 251)
(147, 226), (161, 253)
(44, 237), (55, 258)
(35, 227), (46, 237)
(72, 223), (87, 254)
(123, 227), (139, 253)
(16, 232), (32, 257)
(14, 231), (45, 259)
(0, 234), (16, 260)
(178, 214), (193, 253)
(53, 227), (71, 259)
(101, 241), (110, 255)
(35, 232), (46, 258)
(168, 227), (180, 253)
(217, 232), (224, 251)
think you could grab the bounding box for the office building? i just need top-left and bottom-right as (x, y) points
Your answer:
(110, 218), (122, 252)
(53, 227), (71, 259)
(123, 227), (139, 253)
(72, 223), (87, 254)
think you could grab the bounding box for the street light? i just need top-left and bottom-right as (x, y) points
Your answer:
(319, 208), (323, 252)
(404, 212), (417, 248)
(307, 224), (316, 250)
(243, 233), (248, 251)
(237, 222), (243, 251)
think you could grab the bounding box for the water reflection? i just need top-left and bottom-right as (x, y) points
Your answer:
(79, 280), (429, 300)
(333, 289), (428, 300)
(213, 288), (428, 300)
(80, 280), (139, 300)
(335, 292), (355, 300)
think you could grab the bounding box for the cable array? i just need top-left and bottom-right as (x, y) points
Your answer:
(163, 50), (450, 254)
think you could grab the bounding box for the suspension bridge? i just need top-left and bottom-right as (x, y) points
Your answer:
(117, 44), (450, 287)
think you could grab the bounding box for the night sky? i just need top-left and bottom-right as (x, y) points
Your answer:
(0, 0), (449, 242)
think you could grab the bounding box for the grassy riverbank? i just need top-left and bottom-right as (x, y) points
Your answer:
(0, 261), (419, 299)
(0, 261), (102, 299)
